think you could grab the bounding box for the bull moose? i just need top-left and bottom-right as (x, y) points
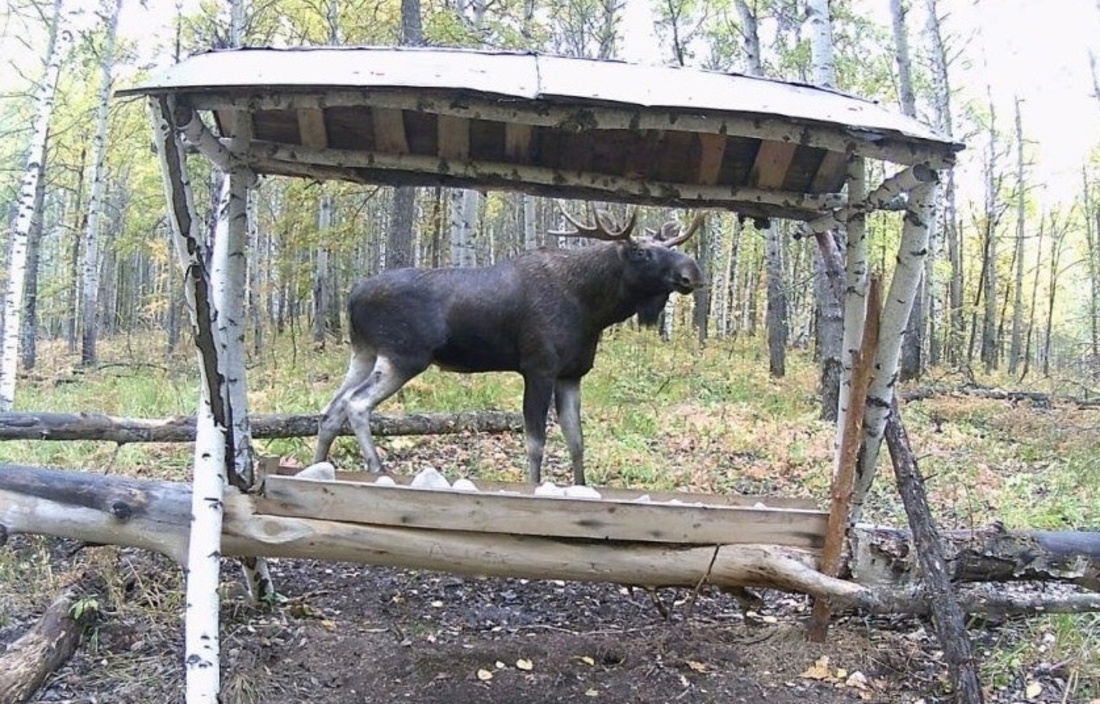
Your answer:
(314, 205), (705, 485)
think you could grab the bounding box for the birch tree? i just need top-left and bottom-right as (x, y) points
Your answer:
(1007, 98), (1027, 374)
(80, 0), (124, 366)
(387, 0), (423, 270)
(806, 0), (843, 417)
(1, 0), (69, 412)
(924, 0), (961, 365)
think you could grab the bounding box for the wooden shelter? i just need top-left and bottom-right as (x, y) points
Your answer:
(118, 46), (966, 701)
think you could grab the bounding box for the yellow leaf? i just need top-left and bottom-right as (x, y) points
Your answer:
(495, 661), (506, 669)
(1026, 681), (1042, 699)
(686, 660), (707, 673)
(580, 656), (596, 666)
(476, 669), (494, 681)
(845, 671), (869, 690)
(516, 658), (534, 671)
(320, 619), (336, 630)
(585, 689), (599, 697)
(835, 667), (848, 680)
(801, 656), (832, 681)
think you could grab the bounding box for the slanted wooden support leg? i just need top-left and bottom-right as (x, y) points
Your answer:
(807, 277), (881, 641)
(885, 399), (985, 704)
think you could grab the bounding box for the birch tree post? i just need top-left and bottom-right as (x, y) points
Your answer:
(148, 95), (234, 704)
(852, 179), (938, 521)
(0, 0), (70, 412)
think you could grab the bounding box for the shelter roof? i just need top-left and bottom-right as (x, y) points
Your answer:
(120, 46), (963, 221)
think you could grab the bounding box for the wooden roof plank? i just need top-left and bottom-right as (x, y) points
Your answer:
(437, 114), (470, 160)
(504, 123), (534, 162)
(750, 141), (799, 190)
(297, 107), (328, 149)
(258, 475), (828, 547)
(371, 107), (409, 155)
(697, 133), (727, 186)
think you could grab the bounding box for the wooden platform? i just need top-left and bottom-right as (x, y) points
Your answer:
(258, 471), (828, 549)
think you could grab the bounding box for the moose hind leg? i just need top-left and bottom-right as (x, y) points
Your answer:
(554, 379), (585, 485)
(522, 376), (555, 484)
(344, 355), (420, 472)
(315, 348), (377, 463)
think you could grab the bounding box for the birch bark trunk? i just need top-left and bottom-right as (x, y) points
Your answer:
(1008, 98), (1026, 374)
(0, 0), (69, 412)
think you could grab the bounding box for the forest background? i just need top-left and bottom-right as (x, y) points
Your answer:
(1, 0), (1100, 411)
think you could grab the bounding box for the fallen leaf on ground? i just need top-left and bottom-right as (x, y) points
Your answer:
(476, 669), (493, 681)
(801, 656), (831, 681)
(516, 658), (533, 671)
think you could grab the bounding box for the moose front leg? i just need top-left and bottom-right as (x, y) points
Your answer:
(522, 376), (554, 484)
(554, 378), (585, 485)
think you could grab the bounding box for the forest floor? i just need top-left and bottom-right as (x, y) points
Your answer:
(1, 337), (1098, 703)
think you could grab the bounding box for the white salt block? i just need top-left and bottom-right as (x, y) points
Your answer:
(373, 475), (397, 486)
(534, 481), (565, 497)
(451, 478), (479, 492)
(294, 462), (336, 481)
(410, 467), (451, 489)
(563, 485), (602, 499)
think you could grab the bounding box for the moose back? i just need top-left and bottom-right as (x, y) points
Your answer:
(314, 209), (705, 485)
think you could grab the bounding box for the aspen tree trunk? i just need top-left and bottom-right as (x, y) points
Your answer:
(247, 187), (263, 357)
(522, 195), (538, 251)
(836, 158), (868, 458)
(19, 142), (48, 372)
(0, 0), (69, 412)
(692, 221), (712, 343)
(980, 95), (1000, 373)
(449, 189), (478, 267)
(387, 0), (423, 271)
(313, 195), (332, 346)
(1084, 170), (1100, 360)
(64, 149), (85, 355)
(892, 0), (925, 381)
(81, 0), (124, 367)
(806, 0), (843, 419)
(925, 0), (962, 365)
(1021, 218), (1044, 378)
(1008, 98), (1026, 374)
(1042, 213), (1069, 377)
(735, 0), (787, 370)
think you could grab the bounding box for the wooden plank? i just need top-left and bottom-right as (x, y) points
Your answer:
(504, 123), (533, 161)
(437, 114), (470, 159)
(371, 107), (409, 154)
(810, 149), (849, 193)
(309, 470), (819, 510)
(750, 140), (798, 189)
(297, 108), (328, 149)
(258, 475), (828, 547)
(696, 133), (726, 185)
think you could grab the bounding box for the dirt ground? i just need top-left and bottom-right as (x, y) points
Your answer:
(1, 534), (1083, 704)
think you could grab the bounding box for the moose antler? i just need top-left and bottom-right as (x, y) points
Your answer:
(551, 201), (638, 241)
(647, 213), (706, 248)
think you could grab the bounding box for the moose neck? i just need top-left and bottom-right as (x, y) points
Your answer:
(551, 243), (649, 331)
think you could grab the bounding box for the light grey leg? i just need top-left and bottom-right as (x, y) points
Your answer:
(314, 348), (376, 463)
(344, 355), (417, 472)
(554, 378), (585, 485)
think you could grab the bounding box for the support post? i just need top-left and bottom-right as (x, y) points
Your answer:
(851, 176), (938, 522)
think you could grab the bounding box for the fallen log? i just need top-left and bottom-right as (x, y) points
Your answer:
(0, 572), (100, 704)
(0, 410), (522, 443)
(1, 464), (1097, 616)
(901, 386), (1100, 409)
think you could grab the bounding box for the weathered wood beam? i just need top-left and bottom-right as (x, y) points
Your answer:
(371, 107), (408, 154)
(248, 140), (845, 216)
(696, 133), (726, 186)
(797, 164), (938, 239)
(182, 91), (958, 168)
(809, 149), (848, 193)
(437, 115), (470, 160)
(2, 466), (1098, 615)
(0, 410), (523, 443)
(297, 107), (328, 149)
(258, 475), (829, 547)
(749, 141), (798, 189)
